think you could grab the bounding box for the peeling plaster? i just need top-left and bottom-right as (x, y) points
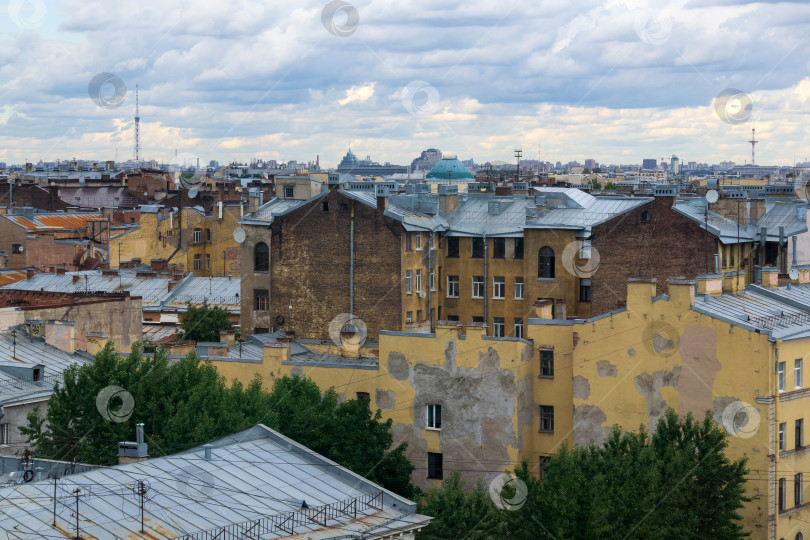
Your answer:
(597, 360), (617, 377)
(516, 374), (533, 447)
(679, 325), (721, 419)
(573, 404), (609, 446)
(387, 351), (409, 380)
(573, 375), (591, 399)
(521, 344), (533, 363)
(290, 366), (303, 377)
(628, 347), (636, 357)
(376, 389), (396, 410)
(634, 367), (681, 433)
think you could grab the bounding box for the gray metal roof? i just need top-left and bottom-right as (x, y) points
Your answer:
(673, 198), (807, 243)
(0, 424), (430, 539)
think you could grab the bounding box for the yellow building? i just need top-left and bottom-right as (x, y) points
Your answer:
(109, 203), (243, 276)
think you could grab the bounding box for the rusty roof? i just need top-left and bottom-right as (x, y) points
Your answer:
(0, 268), (32, 287)
(5, 212), (106, 231)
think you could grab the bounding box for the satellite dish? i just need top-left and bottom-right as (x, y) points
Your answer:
(789, 268), (800, 280)
(188, 187), (199, 198)
(17, 245), (24, 253)
(233, 228), (246, 244)
(705, 190), (719, 204)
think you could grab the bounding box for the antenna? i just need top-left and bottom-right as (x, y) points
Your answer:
(134, 84), (141, 171)
(749, 127), (758, 166)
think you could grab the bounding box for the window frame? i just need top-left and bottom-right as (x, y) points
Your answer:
(797, 473), (804, 506)
(539, 405), (554, 433)
(205, 253), (211, 271)
(515, 277), (524, 300)
(472, 276), (485, 299)
(405, 232), (412, 251)
(427, 452), (443, 479)
(580, 278), (592, 302)
(779, 361), (786, 393)
(416, 269), (422, 293)
(514, 318), (523, 339)
(471, 237), (484, 258)
(779, 477), (787, 511)
(406, 311), (413, 323)
(426, 404), (442, 430)
(493, 317), (505, 337)
(447, 237), (459, 258)
(415, 232), (422, 250)
(514, 237), (524, 259)
(0, 423), (8, 444)
(796, 359), (803, 389)
(429, 267), (435, 291)
(284, 185), (294, 198)
(493, 276), (505, 299)
(797, 419), (804, 449)
(780, 422), (787, 452)
(447, 275), (459, 298)
(254, 242), (270, 272)
(406, 270), (413, 294)
(193, 254), (202, 270)
(193, 228), (202, 243)
(538, 246), (555, 279)
(540, 349), (554, 378)
(205, 228), (211, 243)
(493, 238), (506, 259)
(254, 289), (269, 311)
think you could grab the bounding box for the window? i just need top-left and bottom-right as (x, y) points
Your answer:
(540, 405), (554, 432)
(514, 318), (523, 339)
(406, 270), (413, 294)
(798, 534), (805, 540)
(427, 452), (443, 479)
(205, 228), (211, 243)
(641, 211), (652, 223)
(254, 289), (269, 311)
(321, 201), (329, 211)
(429, 268), (435, 291)
(427, 404), (442, 430)
(780, 478), (787, 511)
(538, 246), (555, 279)
(429, 235), (435, 249)
(447, 237), (459, 257)
(798, 473), (805, 505)
(356, 391), (370, 401)
(580, 279), (591, 302)
(284, 186), (294, 198)
(493, 317), (505, 337)
(780, 422), (787, 451)
(779, 361), (786, 392)
(193, 254), (201, 270)
(579, 239), (592, 259)
(405, 232), (412, 251)
(447, 275), (459, 297)
(205, 253), (211, 271)
(0, 423), (7, 444)
(540, 349), (554, 377)
(514, 238), (524, 259)
(11, 243), (21, 254)
(415, 232), (422, 250)
(193, 228), (202, 243)
(493, 276), (505, 299)
(417, 310), (423, 321)
(406, 311), (413, 323)
(797, 359), (803, 389)
(539, 456), (550, 480)
(472, 276), (485, 298)
(340, 202), (348, 212)
(797, 419), (804, 449)
(254, 242), (269, 272)
(493, 238), (505, 258)
(33, 368), (41, 382)
(515, 277), (524, 299)
(472, 237), (484, 258)
(447, 315), (459, 321)
(416, 269), (422, 292)
(254, 327), (269, 334)
(472, 316), (484, 324)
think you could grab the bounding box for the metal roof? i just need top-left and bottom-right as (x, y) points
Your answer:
(0, 269), (32, 287)
(164, 276), (241, 313)
(58, 186), (142, 209)
(0, 424), (430, 539)
(4, 212), (106, 231)
(673, 198), (807, 243)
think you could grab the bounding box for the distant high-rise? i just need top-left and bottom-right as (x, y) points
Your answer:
(410, 148), (443, 171)
(670, 155), (680, 174)
(584, 158), (597, 170)
(642, 158), (657, 170)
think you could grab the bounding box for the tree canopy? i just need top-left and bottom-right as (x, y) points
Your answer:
(179, 300), (234, 342)
(417, 409), (749, 539)
(24, 342), (415, 497)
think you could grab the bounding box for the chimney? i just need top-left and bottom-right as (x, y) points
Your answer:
(150, 258), (166, 272)
(56, 268), (66, 275)
(696, 274), (723, 295)
(117, 423), (148, 464)
(262, 341), (290, 363)
(761, 267), (779, 288)
(219, 330), (236, 346)
(72, 275), (81, 283)
(750, 197), (766, 223)
(554, 299), (567, 320)
(626, 277), (658, 309)
(666, 277), (695, 308)
(534, 299), (553, 319)
(203, 444), (213, 460)
(168, 280), (179, 292)
(376, 195), (389, 212)
(43, 320), (75, 354)
(26, 268), (36, 279)
(437, 185), (459, 215)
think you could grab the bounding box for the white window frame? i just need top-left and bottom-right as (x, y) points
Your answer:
(0, 423), (8, 445)
(416, 269), (422, 293)
(514, 318), (523, 339)
(779, 361), (786, 393)
(415, 232), (422, 250)
(406, 311), (413, 323)
(514, 277), (524, 300)
(193, 254), (201, 271)
(193, 228), (202, 243)
(406, 270), (413, 294)
(779, 422), (786, 451)
(493, 317), (505, 337)
(493, 276), (505, 299)
(205, 253), (211, 271)
(796, 359), (803, 389)
(426, 404), (442, 430)
(472, 276), (484, 299)
(447, 275), (459, 298)
(429, 268), (435, 291)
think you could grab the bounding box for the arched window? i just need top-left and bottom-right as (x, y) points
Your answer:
(797, 533), (803, 540)
(538, 247), (555, 279)
(254, 242), (269, 272)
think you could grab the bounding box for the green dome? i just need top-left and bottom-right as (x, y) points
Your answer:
(426, 157), (473, 181)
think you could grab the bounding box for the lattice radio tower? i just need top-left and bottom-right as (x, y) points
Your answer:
(134, 84), (141, 170)
(749, 127), (758, 165)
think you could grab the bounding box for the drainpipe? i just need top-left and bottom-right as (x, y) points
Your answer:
(483, 233), (488, 331)
(793, 235), (798, 267)
(350, 200), (355, 316)
(428, 231), (434, 329)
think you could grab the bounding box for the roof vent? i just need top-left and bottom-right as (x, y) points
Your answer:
(204, 444), (213, 460)
(488, 201), (501, 215)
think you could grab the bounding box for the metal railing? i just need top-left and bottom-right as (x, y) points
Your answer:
(171, 490), (383, 540)
(0, 373), (63, 392)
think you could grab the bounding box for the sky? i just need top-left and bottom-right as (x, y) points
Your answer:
(1, 0), (810, 168)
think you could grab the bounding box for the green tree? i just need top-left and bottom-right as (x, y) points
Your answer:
(179, 300), (234, 342)
(417, 471), (505, 539)
(605, 181), (616, 190)
(590, 178), (603, 190)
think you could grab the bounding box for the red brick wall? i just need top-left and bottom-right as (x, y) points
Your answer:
(590, 196), (716, 315)
(267, 190), (403, 342)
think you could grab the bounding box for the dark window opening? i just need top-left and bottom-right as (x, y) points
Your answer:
(447, 237), (459, 258)
(322, 201), (329, 212)
(472, 237), (484, 258)
(540, 350), (554, 377)
(33, 368), (41, 382)
(540, 405), (554, 432)
(580, 279), (591, 302)
(340, 202), (348, 212)
(254, 242), (269, 272)
(538, 247), (555, 279)
(427, 452), (443, 479)
(797, 419), (804, 449)
(641, 211), (652, 223)
(447, 315), (459, 321)
(254, 327), (269, 334)
(356, 391), (370, 401)
(514, 238), (524, 259)
(493, 238), (506, 258)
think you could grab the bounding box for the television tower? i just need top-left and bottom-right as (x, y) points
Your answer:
(134, 84), (140, 170)
(748, 127), (758, 166)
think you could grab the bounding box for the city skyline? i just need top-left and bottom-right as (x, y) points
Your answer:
(1, 1), (810, 167)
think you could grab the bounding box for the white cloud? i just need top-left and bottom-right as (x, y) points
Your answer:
(338, 82), (376, 106)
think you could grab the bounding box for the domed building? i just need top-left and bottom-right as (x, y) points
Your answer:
(425, 156), (474, 183)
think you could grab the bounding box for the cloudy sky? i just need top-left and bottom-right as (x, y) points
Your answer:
(1, 0), (809, 168)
